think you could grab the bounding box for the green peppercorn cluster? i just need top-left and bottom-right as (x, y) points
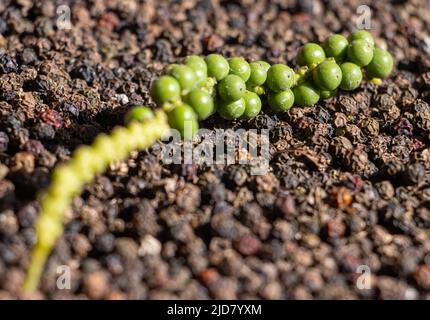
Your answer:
(148, 30), (393, 139)
(23, 111), (169, 292)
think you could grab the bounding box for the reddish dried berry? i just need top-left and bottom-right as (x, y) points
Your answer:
(205, 34), (224, 51)
(97, 12), (120, 32)
(348, 175), (364, 191)
(332, 186), (353, 208)
(414, 265), (430, 290)
(39, 109), (63, 129)
(23, 139), (45, 156)
(199, 268), (220, 285)
(393, 118), (413, 136)
(326, 219), (346, 238)
(342, 254), (363, 273)
(235, 235), (261, 255)
(410, 138), (425, 151)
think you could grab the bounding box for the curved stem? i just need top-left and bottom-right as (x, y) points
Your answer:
(23, 111), (169, 292)
(23, 244), (50, 292)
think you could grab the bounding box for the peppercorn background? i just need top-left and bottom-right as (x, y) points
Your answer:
(1, 0), (430, 299)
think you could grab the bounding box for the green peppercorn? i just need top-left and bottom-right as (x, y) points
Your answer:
(320, 89), (336, 99)
(266, 64), (295, 92)
(125, 106), (154, 124)
(205, 54), (229, 81)
(348, 30), (375, 48)
(218, 98), (246, 120)
(192, 68), (207, 85)
(312, 60), (342, 91)
(293, 82), (320, 106)
(347, 40), (374, 67)
(151, 75), (181, 105)
(228, 57), (251, 81)
(185, 55), (207, 72)
(242, 91), (262, 118)
(365, 48), (393, 78)
(218, 74), (246, 101)
(185, 56), (208, 85)
(323, 34), (349, 61)
(297, 43), (326, 67)
(247, 61), (268, 87)
(339, 62), (363, 91)
(167, 64), (197, 91)
(185, 88), (214, 120)
(167, 104), (199, 139)
(267, 89), (295, 112)
(256, 60), (271, 72)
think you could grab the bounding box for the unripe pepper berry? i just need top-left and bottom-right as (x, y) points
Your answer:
(365, 48), (393, 79)
(167, 104), (199, 139)
(323, 34), (349, 61)
(293, 82), (320, 106)
(320, 89), (336, 99)
(348, 30), (375, 48)
(297, 43), (326, 67)
(185, 89), (214, 120)
(268, 89), (295, 112)
(256, 60), (271, 72)
(218, 74), (246, 101)
(125, 106), (154, 124)
(247, 61), (268, 87)
(312, 60), (342, 91)
(228, 57), (251, 82)
(185, 55), (208, 85)
(266, 64), (295, 92)
(167, 64), (197, 92)
(347, 40), (374, 67)
(205, 54), (229, 81)
(339, 62), (362, 91)
(218, 98), (246, 120)
(151, 75), (181, 105)
(242, 91), (262, 118)
(185, 55), (207, 72)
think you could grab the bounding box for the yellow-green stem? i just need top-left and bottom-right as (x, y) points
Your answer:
(23, 243), (50, 292)
(23, 110), (169, 292)
(370, 77), (382, 85)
